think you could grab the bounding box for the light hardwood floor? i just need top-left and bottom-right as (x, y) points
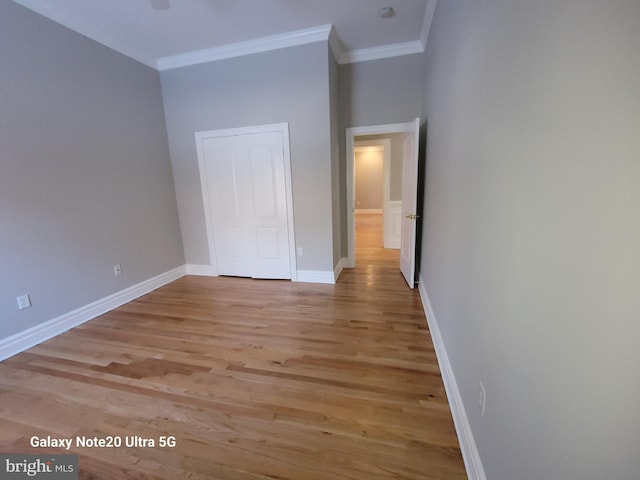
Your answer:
(0, 214), (466, 479)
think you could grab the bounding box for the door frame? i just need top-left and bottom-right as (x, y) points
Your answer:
(346, 122), (417, 268)
(195, 123), (297, 281)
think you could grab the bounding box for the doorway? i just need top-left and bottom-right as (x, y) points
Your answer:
(346, 119), (420, 287)
(354, 137), (403, 250)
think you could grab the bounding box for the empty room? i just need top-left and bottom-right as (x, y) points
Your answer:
(1, 1), (639, 479)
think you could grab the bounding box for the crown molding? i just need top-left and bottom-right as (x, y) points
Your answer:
(13, 0), (158, 69)
(420, 0), (438, 50)
(338, 40), (424, 65)
(158, 24), (333, 71)
(15, 0), (437, 70)
(327, 25), (344, 63)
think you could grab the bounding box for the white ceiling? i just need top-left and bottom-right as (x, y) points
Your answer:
(12, 0), (436, 70)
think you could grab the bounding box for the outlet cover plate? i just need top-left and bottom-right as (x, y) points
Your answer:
(17, 294), (31, 310)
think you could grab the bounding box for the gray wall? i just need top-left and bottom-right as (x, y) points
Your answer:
(339, 54), (426, 128)
(357, 133), (406, 201)
(355, 150), (384, 209)
(161, 42), (335, 273)
(421, 0), (640, 478)
(0, 2), (184, 339)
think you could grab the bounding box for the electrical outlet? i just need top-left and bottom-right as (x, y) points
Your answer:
(297, 247), (303, 257)
(478, 382), (487, 416)
(17, 294), (31, 310)
(114, 264), (122, 276)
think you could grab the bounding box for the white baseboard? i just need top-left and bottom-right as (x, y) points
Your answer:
(185, 264), (218, 276)
(0, 266), (186, 362)
(417, 275), (487, 480)
(296, 270), (336, 284)
(333, 257), (347, 282)
(355, 208), (382, 214)
(188, 263), (340, 284)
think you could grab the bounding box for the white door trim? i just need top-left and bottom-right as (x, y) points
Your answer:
(195, 123), (297, 281)
(346, 122), (417, 268)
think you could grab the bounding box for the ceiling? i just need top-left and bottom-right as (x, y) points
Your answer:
(12, 0), (436, 70)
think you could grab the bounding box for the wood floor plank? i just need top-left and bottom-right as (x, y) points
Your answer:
(0, 214), (466, 479)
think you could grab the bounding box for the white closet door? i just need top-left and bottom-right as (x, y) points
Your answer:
(202, 131), (291, 279)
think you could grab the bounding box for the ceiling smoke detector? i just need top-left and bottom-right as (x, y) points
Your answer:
(379, 6), (395, 18)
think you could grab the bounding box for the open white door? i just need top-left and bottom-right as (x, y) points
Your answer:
(400, 118), (420, 288)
